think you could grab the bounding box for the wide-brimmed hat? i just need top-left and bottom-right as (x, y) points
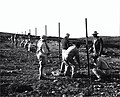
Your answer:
(92, 31), (99, 35)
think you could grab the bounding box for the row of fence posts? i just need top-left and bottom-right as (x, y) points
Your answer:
(18, 26), (47, 36)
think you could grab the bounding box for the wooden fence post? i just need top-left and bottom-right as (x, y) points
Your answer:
(45, 25), (47, 36)
(85, 18), (91, 82)
(58, 22), (61, 64)
(35, 28), (37, 36)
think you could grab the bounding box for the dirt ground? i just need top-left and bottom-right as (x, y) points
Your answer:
(0, 41), (120, 97)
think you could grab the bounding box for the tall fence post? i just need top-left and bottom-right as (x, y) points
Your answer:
(45, 25), (47, 36)
(58, 22), (61, 64)
(85, 18), (91, 82)
(35, 28), (37, 36)
(29, 29), (31, 35)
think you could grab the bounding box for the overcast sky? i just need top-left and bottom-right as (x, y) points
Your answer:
(0, 0), (120, 38)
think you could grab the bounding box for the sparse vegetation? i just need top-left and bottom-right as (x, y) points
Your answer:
(0, 32), (120, 97)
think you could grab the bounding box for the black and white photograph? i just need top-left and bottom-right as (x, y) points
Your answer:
(0, 0), (120, 96)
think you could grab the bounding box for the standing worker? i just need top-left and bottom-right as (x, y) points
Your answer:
(89, 31), (103, 63)
(27, 33), (31, 51)
(28, 33), (31, 42)
(14, 34), (18, 48)
(36, 35), (50, 80)
(11, 34), (14, 46)
(60, 33), (70, 75)
(24, 33), (31, 51)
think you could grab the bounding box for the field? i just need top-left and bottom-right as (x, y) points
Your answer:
(0, 33), (120, 97)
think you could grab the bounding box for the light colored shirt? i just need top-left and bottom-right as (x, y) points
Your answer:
(93, 38), (97, 54)
(37, 40), (49, 56)
(65, 45), (79, 59)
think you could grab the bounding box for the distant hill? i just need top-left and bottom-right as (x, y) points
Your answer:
(101, 36), (120, 49)
(0, 32), (120, 49)
(47, 36), (120, 49)
(78, 36), (120, 49)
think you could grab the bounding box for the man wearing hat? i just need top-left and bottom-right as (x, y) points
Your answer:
(60, 33), (71, 75)
(36, 35), (50, 79)
(89, 31), (103, 63)
(89, 31), (104, 81)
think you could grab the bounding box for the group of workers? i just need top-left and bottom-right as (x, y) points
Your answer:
(10, 31), (111, 81)
(11, 34), (19, 48)
(11, 33), (35, 52)
(36, 31), (111, 81)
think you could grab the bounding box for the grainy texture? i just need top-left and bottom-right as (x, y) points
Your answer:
(0, 35), (120, 97)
